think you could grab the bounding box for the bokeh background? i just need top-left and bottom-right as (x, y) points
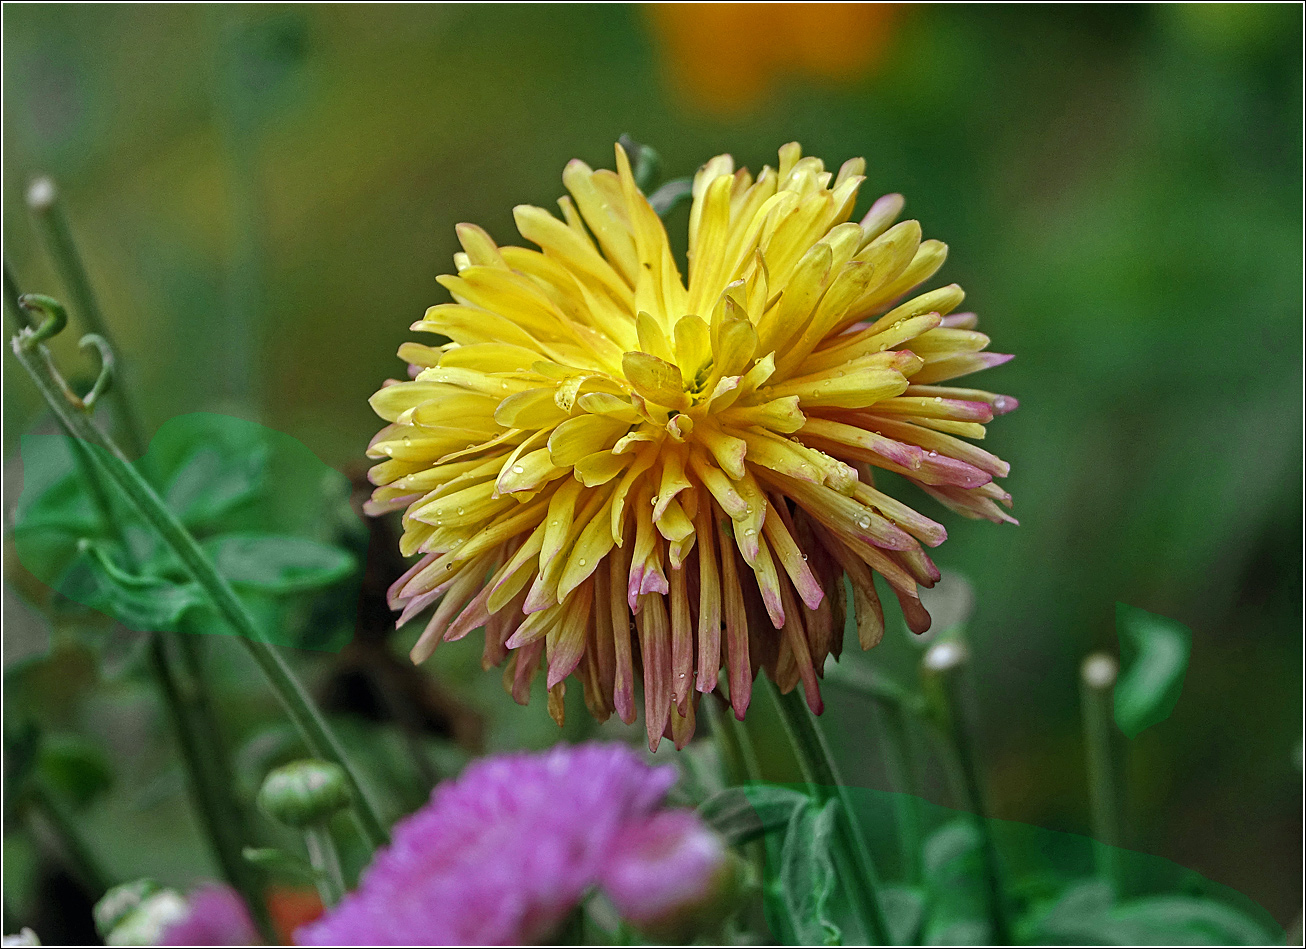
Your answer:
(4, 2), (1302, 939)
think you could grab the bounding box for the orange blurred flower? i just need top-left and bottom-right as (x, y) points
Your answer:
(644, 3), (904, 113)
(266, 886), (324, 944)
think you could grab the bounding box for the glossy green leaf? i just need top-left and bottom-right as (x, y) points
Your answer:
(203, 533), (356, 593)
(922, 818), (991, 944)
(779, 798), (842, 946)
(697, 784), (810, 846)
(1114, 603), (1193, 738)
(242, 846), (321, 884)
(1029, 881), (1276, 945)
(61, 542), (209, 632)
(880, 886), (927, 945)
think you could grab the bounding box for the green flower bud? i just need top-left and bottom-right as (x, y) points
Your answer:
(93, 880), (164, 939)
(257, 759), (351, 829)
(94, 882), (187, 946)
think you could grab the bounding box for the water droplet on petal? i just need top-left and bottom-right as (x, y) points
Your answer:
(578, 559), (587, 567)
(457, 507), (465, 515)
(402, 436), (412, 446)
(856, 515), (871, 529)
(513, 465), (525, 474)
(928, 450), (937, 457)
(744, 528), (756, 537)
(934, 397), (943, 403)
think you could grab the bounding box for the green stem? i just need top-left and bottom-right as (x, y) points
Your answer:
(766, 680), (891, 945)
(149, 636), (275, 940)
(1081, 654), (1125, 895)
(26, 779), (114, 897)
(10, 328), (388, 853)
(875, 697), (925, 885)
(303, 826), (346, 907)
(26, 182), (145, 458)
(924, 642), (1012, 945)
(17, 268), (273, 935)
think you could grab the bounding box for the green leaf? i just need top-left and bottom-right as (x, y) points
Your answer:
(779, 798), (843, 946)
(881, 886), (927, 945)
(61, 542), (208, 632)
(1114, 603), (1193, 738)
(1109, 895), (1278, 945)
(203, 533), (356, 593)
(922, 819), (991, 944)
(697, 784), (810, 846)
(242, 846), (321, 884)
(1029, 883), (1277, 945)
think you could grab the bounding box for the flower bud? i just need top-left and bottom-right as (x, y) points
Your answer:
(93, 881), (187, 946)
(257, 759), (351, 829)
(598, 810), (743, 939)
(93, 880), (165, 939)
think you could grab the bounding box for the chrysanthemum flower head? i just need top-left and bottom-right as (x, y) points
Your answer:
(296, 743), (734, 945)
(367, 142), (1015, 750)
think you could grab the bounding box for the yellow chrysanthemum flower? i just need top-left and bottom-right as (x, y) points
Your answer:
(366, 143), (1016, 750)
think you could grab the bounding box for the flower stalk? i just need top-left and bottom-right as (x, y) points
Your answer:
(875, 695), (925, 885)
(9, 310), (388, 852)
(1081, 653), (1126, 894)
(26, 179), (145, 457)
(765, 679), (891, 945)
(922, 640), (1012, 945)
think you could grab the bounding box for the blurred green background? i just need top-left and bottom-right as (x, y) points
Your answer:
(4, 1), (1301, 937)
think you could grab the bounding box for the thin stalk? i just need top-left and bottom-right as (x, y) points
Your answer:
(149, 636), (275, 939)
(10, 327), (388, 852)
(765, 679), (891, 945)
(875, 696), (925, 885)
(702, 695), (746, 788)
(1081, 654), (1125, 895)
(923, 641), (1012, 945)
(25, 181), (145, 457)
(26, 779), (114, 897)
(303, 826), (346, 907)
(11, 265), (275, 932)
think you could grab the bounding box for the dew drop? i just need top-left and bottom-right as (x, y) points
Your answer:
(928, 450), (937, 457)
(802, 553), (809, 561)
(513, 465), (525, 474)
(744, 528), (756, 537)
(836, 370), (845, 378)
(934, 397), (943, 403)
(994, 395), (1014, 413)
(578, 559), (587, 567)
(402, 436), (412, 446)
(457, 507), (465, 515)
(550, 520), (559, 527)
(501, 382), (509, 389)
(856, 515), (871, 529)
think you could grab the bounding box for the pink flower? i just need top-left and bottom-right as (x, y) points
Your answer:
(296, 743), (732, 945)
(159, 884), (258, 946)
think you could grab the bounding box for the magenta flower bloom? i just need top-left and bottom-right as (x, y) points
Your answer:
(159, 884), (258, 946)
(296, 743), (732, 946)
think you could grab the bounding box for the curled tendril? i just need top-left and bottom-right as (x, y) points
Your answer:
(16, 293), (67, 347)
(13, 292), (117, 414)
(79, 333), (115, 411)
